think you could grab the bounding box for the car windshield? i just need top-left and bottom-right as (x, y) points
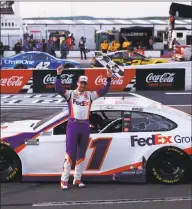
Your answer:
(33, 107), (68, 130)
(132, 52), (147, 59)
(122, 51), (130, 59)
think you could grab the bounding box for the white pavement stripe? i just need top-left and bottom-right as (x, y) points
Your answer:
(1, 107), (64, 110)
(32, 197), (192, 207)
(165, 92), (192, 95)
(168, 105), (192, 107)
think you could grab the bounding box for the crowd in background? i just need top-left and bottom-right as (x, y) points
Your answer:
(100, 37), (155, 53)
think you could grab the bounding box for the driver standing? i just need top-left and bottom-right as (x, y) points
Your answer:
(55, 65), (112, 190)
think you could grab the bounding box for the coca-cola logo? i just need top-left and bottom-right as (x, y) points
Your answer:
(146, 73), (175, 83)
(0, 76), (24, 86)
(95, 75), (123, 85)
(43, 74), (74, 85)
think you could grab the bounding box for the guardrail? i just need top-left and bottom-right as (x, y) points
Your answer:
(1, 62), (191, 94)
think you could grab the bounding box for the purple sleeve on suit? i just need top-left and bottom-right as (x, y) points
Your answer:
(55, 78), (66, 97)
(97, 78), (111, 97)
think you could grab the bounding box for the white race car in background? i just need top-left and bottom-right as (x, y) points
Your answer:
(1, 93), (191, 184)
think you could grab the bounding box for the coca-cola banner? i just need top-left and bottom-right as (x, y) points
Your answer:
(84, 68), (136, 92)
(136, 68), (185, 91)
(33, 70), (84, 93)
(0, 70), (33, 93)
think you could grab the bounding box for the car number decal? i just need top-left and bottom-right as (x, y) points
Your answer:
(36, 62), (50, 69)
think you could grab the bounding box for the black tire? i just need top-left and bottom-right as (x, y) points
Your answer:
(155, 62), (162, 64)
(147, 147), (190, 184)
(0, 145), (21, 182)
(63, 63), (73, 68)
(14, 64), (27, 69)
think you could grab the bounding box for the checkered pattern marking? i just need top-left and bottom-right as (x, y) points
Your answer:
(19, 78), (33, 93)
(124, 77), (136, 92)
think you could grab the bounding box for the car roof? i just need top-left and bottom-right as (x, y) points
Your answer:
(91, 93), (163, 111)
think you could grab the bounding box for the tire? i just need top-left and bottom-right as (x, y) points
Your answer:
(63, 63), (73, 68)
(147, 147), (190, 184)
(155, 62), (162, 64)
(0, 145), (21, 182)
(14, 64), (27, 69)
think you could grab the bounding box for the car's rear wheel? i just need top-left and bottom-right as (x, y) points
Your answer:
(14, 64), (27, 69)
(0, 145), (21, 182)
(147, 147), (190, 184)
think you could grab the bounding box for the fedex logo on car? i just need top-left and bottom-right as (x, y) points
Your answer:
(73, 99), (89, 106)
(131, 134), (172, 147)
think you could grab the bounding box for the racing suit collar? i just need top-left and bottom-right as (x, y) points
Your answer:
(75, 89), (85, 95)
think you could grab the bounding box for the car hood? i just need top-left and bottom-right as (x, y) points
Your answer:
(1, 120), (40, 137)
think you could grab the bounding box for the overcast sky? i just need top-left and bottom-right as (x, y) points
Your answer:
(19, 2), (191, 18)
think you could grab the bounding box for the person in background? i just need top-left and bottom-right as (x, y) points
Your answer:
(79, 37), (87, 60)
(0, 41), (4, 57)
(114, 40), (120, 51)
(149, 37), (153, 50)
(107, 41), (113, 52)
(169, 15), (175, 30)
(100, 40), (108, 53)
(71, 33), (75, 47)
(122, 39), (130, 50)
(42, 39), (46, 52)
(66, 35), (72, 51)
(60, 40), (69, 59)
(13, 40), (22, 54)
(23, 40), (30, 52)
(35, 39), (43, 51)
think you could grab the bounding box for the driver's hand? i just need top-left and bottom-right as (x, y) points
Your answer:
(57, 65), (63, 75)
(107, 69), (113, 78)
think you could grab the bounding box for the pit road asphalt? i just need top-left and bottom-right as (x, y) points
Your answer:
(0, 91), (192, 209)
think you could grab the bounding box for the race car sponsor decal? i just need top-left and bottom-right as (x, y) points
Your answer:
(131, 134), (192, 147)
(25, 138), (39, 145)
(40, 131), (52, 136)
(1, 70), (33, 94)
(132, 108), (143, 112)
(174, 135), (192, 143)
(4, 59), (35, 65)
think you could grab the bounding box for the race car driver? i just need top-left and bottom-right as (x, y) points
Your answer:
(55, 65), (112, 190)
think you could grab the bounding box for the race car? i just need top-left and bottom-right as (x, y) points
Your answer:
(1, 51), (80, 70)
(172, 45), (192, 62)
(1, 94), (191, 184)
(91, 51), (168, 67)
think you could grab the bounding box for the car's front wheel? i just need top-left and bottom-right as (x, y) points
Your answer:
(147, 147), (190, 184)
(14, 64), (27, 69)
(0, 145), (21, 182)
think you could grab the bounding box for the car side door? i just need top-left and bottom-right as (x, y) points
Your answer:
(25, 119), (68, 175)
(33, 53), (51, 69)
(83, 110), (129, 175)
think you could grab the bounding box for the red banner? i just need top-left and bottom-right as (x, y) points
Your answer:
(1, 70), (33, 93)
(84, 68), (136, 92)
